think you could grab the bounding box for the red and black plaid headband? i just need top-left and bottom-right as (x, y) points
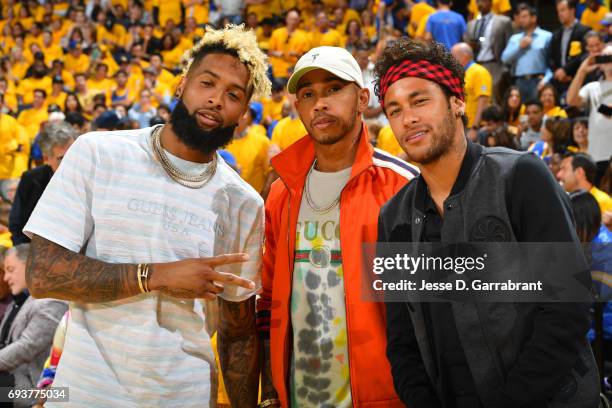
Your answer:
(379, 59), (464, 106)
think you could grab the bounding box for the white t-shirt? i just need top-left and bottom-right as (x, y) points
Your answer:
(579, 79), (612, 162)
(290, 165), (353, 408)
(24, 126), (263, 407)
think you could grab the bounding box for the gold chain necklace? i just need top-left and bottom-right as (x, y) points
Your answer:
(304, 160), (341, 214)
(150, 125), (217, 189)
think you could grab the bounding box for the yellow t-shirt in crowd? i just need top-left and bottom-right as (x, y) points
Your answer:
(10, 125), (30, 179)
(56, 69), (75, 90)
(64, 53), (90, 74)
(149, 81), (173, 108)
(247, 0), (281, 20)
(408, 1), (436, 38)
(2, 80), (18, 113)
(342, 8), (361, 27)
(47, 91), (67, 109)
(309, 29), (343, 48)
(126, 69), (145, 95)
(464, 62), (492, 128)
(52, 20), (70, 45)
(225, 125), (271, 193)
(591, 187), (612, 215)
(377, 125), (403, 157)
(0, 113), (22, 179)
(415, 13), (430, 38)
(363, 25), (377, 42)
(87, 78), (114, 104)
(0, 35), (15, 55)
(111, 85), (137, 106)
(18, 77), (53, 105)
(468, 0), (511, 17)
(544, 106), (568, 118)
(256, 27), (272, 51)
(183, 0), (209, 25)
(96, 25), (117, 46)
(19, 17), (34, 31)
(11, 60), (29, 81)
(24, 34), (43, 53)
(153, 0), (182, 26)
(161, 46), (185, 71)
(156, 68), (176, 88)
(41, 43), (64, 65)
(271, 116), (307, 151)
(262, 96), (287, 123)
(581, 5), (609, 32)
(17, 106), (49, 142)
(0, 232), (12, 248)
(268, 27), (311, 79)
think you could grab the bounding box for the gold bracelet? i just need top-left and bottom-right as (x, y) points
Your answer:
(142, 264), (150, 293)
(259, 398), (280, 408)
(137, 264), (146, 294)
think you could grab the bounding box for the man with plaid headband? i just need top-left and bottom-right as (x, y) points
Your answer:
(375, 38), (599, 408)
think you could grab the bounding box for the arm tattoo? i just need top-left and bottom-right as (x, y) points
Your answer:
(217, 296), (259, 408)
(26, 235), (141, 303)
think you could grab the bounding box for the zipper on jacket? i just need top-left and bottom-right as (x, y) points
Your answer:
(280, 176), (294, 400)
(338, 195), (355, 404)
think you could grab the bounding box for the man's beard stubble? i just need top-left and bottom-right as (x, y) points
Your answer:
(307, 103), (359, 146)
(405, 107), (457, 165)
(170, 99), (236, 155)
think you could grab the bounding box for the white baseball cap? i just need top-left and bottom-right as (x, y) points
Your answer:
(287, 46), (365, 94)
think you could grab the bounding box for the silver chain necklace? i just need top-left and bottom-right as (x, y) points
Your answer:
(304, 160), (341, 214)
(151, 125), (217, 189)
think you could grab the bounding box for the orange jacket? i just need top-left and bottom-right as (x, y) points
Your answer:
(257, 126), (418, 407)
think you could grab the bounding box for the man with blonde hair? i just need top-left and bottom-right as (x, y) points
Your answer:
(24, 26), (271, 407)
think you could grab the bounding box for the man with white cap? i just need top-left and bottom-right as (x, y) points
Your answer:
(257, 46), (418, 408)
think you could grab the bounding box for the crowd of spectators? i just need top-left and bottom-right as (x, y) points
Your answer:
(0, 0), (610, 403)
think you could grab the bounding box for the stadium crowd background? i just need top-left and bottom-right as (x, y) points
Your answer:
(0, 0), (610, 405)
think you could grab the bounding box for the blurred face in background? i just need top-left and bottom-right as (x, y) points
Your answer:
(116, 72), (128, 87)
(518, 9), (536, 30)
(66, 94), (79, 111)
(573, 121), (588, 147)
(586, 35), (604, 56)
(33, 90), (45, 109)
(0, 259), (11, 300)
(477, 0), (493, 15)
(526, 104), (543, 129)
(3, 252), (27, 296)
(316, 12), (329, 30)
(557, 156), (580, 191)
(286, 10), (300, 30)
(539, 87), (556, 111)
(140, 90), (152, 108)
(556, 1), (575, 26)
(507, 89), (521, 110)
(354, 48), (370, 70)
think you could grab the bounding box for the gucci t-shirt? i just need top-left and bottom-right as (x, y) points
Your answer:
(290, 165), (353, 408)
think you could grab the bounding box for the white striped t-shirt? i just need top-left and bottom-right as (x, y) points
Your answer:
(24, 126), (263, 407)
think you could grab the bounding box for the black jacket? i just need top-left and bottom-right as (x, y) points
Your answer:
(8, 165), (53, 245)
(549, 22), (591, 73)
(380, 144), (599, 408)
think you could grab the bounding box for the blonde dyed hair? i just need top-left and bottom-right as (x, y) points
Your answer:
(181, 25), (271, 101)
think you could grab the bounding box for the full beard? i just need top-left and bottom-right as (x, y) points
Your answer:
(169, 99), (236, 155)
(405, 107), (457, 165)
